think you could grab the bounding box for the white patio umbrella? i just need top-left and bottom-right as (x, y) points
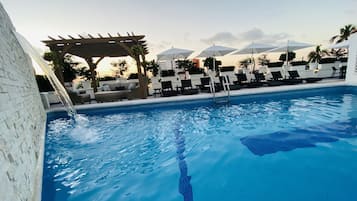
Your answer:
(157, 47), (194, 69)
(233, 42), (277, 71)
(234, 42), (277, 54)
(197, 45), (237, 57)
(157, 47), (194, 60)
(197, 45), (237, 73)
(268, 40), (314, 77)
(329, 40), (349, 49)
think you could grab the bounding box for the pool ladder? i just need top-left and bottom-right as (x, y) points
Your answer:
(208, 74), (230, 104)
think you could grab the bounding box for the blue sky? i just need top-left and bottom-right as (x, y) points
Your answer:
(1, 0), (356, 74)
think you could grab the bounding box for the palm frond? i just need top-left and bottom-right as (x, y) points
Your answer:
(337, 38), (345, 43)
(330, 35), (338, 43)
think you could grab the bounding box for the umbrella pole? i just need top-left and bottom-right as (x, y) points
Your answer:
(252, 51), (255, 73)
(285, 40), (289, 79)
(213, 57), (215, 76)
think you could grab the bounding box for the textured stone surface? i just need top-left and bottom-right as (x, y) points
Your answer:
(346, 34), (357, 84)
(0, 3), (46, 201)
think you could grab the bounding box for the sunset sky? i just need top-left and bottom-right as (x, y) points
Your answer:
(1, 0), (356, 75)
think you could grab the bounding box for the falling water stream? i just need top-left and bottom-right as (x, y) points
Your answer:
(14, 32), (77, 117)
(14, 32), (101, 143)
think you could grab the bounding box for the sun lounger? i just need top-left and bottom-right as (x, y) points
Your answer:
(95, 90), (130, 102)
(219, 76), (240, 90)
(267, 71), (285, 86)
(267, 71), (290, 86)
(196, 77), (221, 93)
(161, 81), (178, 97)
(281, 70), (303, 85)
(180, 79), (199, 95)
(68, 91), (91, 105)
(234, 73), (263, 88)
(234, 73), (249, 86)
(288, 70), (322, 83)
(250, 72), (266, 87)
(196, 77), (211, 93)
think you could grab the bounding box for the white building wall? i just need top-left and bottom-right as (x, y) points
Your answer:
(0, 3), (46, 201)
(346, 34), (357, 85)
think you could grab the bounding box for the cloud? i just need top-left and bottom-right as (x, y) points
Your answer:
(258, 32), (290, 44)
(240, 28), (265, 41)
(201, 32), (238, 45)
(147, 40), (171, 52)
(201, 28), (290, 45)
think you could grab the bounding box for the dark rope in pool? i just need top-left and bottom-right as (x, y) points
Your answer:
(174, 127), (193, 201)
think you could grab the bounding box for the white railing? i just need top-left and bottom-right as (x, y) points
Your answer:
(208, 74), (216, 102)
(221, 75), (230, 102)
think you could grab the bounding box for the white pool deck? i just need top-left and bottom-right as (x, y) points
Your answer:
(48, 79), (356, 113)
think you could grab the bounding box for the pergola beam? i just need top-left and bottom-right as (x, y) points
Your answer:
(88, 34), (95, 39)
(42, 33), (148, 97)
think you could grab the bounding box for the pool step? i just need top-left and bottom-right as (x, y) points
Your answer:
(214, 97), (230, 104)
(212, 75), (230, 104)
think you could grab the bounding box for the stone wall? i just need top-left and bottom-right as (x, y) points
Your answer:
(0, 3), (46, 201)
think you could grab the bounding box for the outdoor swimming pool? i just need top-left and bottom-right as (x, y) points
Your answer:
(43, 86), (357, 201)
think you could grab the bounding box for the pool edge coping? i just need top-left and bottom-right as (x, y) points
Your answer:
(47, 80), (352, 113)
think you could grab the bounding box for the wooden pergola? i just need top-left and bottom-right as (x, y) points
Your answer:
(42, 33), (149, 98)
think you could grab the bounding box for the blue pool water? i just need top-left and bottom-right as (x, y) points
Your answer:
(43, 87), (357, 201)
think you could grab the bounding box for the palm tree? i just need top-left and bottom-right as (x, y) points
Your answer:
(111, 60), (128, 77)
(279, 52), (296, 62)
(257, 54), (270, 66)
(43, 52), (78, 83)
(76, 66), (92, 81)
(308, 45), (329, 63)
(330, 24), (357, 44)
(176, 59), (195, 71)
(330, 48), (347, 59)
(204, 57), (221, 73)
(146, 60), (160, 77)
(239, 58), (252, 69)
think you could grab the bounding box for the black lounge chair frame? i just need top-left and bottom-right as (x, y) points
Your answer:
(161, 81), (178, 97)
(197, 77), (220, 93)
(288, 70), (322, 84)
(180, 79), (199, 95)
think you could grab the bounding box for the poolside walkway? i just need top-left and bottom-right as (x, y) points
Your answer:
(49, 79), (348, 112)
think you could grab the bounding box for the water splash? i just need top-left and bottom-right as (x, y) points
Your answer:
(69, 115), (100, 144)
(13, 31), (77, 117)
